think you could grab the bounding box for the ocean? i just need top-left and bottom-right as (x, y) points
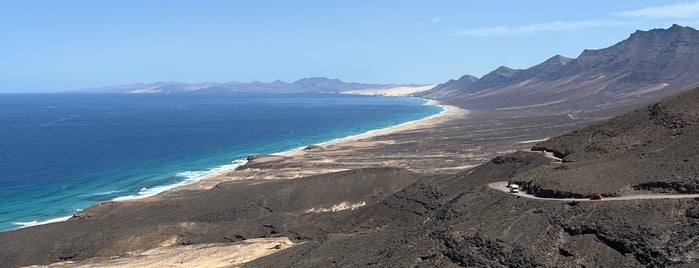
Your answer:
(0, 93), (442, 232)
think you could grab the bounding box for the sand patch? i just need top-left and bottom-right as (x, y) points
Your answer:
(495, 99), (568, 110)
(31, 237), (295, 268)
(304, 201), (367, 213)
(516, 138), (549, 144)
(632, 83), (670, 96)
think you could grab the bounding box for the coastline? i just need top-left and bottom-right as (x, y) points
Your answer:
(128, 98), (462, 198)
(279, 99), (457, 156)
(161, 99), (468, 194)
(304, 100), (459, 151)
(9, 98), (465, 230)
(2, 95), (610, 267)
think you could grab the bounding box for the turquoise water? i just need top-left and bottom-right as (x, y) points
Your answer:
(0, 93), (442, 232)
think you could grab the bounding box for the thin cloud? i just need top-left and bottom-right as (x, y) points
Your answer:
(615, 2), (699, 19)
(432, 17), (444, 24)
(457, 19), (623, 37)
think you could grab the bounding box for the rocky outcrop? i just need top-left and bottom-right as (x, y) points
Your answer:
(524, 87), (699, 197)
(302, 145), (325, 151)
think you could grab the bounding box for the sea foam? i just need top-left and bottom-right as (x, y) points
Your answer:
(112, 158), (247, 201)
(14, 216), (73, 228)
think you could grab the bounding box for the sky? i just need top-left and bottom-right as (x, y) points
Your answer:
(1, 1), (699, 92)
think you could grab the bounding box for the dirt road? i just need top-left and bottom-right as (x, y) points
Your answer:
(488, 181), (699, 202)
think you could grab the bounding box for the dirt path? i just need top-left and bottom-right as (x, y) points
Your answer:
(536, 149), (562, 163)
(488, 181), (699, 202)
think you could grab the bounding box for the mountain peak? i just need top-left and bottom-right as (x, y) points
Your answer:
(457, 74), (479, 83)
(670, 23), (689, 31)
(576, 24), (699, 61)
(485, 66), (518, 78)
(628, 24), (698, 40)
(543, 55), (572, 66)
(494, 66), (514, 72)
(293, 77), (341, 84)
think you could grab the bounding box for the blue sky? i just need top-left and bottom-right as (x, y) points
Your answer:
(1, 1), (699, 92)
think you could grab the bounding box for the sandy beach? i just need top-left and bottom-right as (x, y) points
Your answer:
(339, 85), (436, 96)
(165, 100), (469, 193)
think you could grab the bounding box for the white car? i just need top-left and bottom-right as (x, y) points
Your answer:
(509, 184), (519, 193)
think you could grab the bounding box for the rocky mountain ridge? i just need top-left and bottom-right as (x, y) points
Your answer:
(420, 24), (699, 113)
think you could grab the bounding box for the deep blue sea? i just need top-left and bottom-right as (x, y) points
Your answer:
(0, 93), (442, 232)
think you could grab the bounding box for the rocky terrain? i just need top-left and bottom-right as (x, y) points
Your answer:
(527, 87), (699, 198)
(247, 88), (699, 267)
(420, 24), (699, 114)
(0, 168), (425, 266)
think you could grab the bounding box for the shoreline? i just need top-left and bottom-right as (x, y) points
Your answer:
(161, 99), (468, 193)
(119, 98), (456, 198)
(8, 98), (466, 231)
(276, 99), (456, 157)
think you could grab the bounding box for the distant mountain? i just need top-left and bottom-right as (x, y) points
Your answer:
(428, 74), (478, 95)
(420, 24), (699, 113)
(80, 77), (400, 94)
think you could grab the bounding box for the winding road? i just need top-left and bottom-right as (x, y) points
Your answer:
(487, 150), (699, 201)
(488, 181), (699, 202)
(537, 149), (562, 163)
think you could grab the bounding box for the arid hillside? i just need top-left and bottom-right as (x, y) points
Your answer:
(421, 25), (699, 114)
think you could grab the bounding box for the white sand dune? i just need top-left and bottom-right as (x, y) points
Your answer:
(340, 85), (435, 96)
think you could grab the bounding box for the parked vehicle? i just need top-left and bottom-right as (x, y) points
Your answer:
(590, 193), (603, 200)
(509, 184), (519, 193)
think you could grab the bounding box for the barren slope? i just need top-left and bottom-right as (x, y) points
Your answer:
(421, 25), (699, 114)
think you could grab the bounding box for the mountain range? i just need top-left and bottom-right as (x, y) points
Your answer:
(420, 24), (699, 113)
(80, 77), (404, 94)
(86, 25), (699, 119)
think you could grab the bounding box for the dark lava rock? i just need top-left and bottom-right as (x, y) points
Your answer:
(303, 145), (325, 151)
(246, 154), (267, 161)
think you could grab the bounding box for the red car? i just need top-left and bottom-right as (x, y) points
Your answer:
(589, 193), (603, 200)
